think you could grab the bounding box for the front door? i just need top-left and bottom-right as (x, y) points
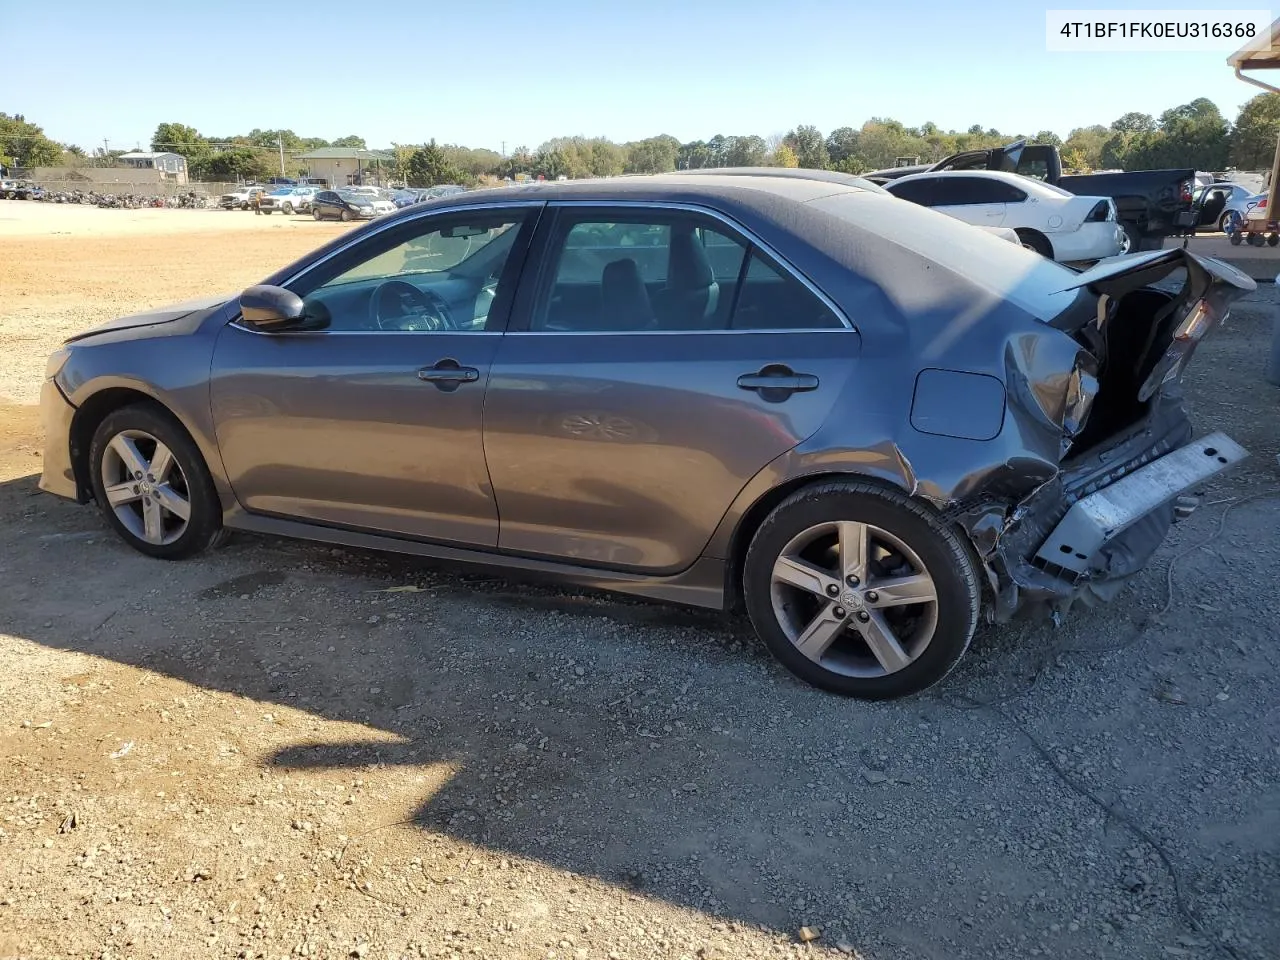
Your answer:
(482, 206), (861, 573)
(210, 205), (539, 546)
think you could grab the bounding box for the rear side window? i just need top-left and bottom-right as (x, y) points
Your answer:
(888, 178), (939, 206)
(530, 210), (845, 333)
(933, 177), (1023, 205)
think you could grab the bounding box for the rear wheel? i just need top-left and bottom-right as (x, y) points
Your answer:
(88, 405), (225, 560)
(340, 209), (353, 222)
(282, 202), (294, 214)
(1118, 222), (1141, 254)
(743, 481), (980, 699)
(1015, 230), (1053, 258)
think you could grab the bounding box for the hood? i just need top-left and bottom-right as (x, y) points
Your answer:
(64, 293), (233, 344)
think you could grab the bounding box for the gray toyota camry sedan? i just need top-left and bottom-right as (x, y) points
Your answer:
(38, 170), (1253, 699)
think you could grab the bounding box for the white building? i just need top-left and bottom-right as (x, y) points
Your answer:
(118, 151), (189, 184)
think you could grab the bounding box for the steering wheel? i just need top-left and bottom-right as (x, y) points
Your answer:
(369, 279), (455, 332)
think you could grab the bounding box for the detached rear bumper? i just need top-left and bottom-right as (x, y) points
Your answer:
(38, 378), (79, 501)
(1033, 432), (1247, 574)
(988, 398), (1248, 617)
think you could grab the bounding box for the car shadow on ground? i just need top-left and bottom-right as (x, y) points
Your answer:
(7, 459), (1280, 960)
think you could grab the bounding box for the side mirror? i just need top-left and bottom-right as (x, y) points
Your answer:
(239, 284), (325, 332)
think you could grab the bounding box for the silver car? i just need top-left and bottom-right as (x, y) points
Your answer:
(37, 170), (1253, 699)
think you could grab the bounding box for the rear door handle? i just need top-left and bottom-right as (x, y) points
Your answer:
(417, 358), (480, 391)
(737, 365), (820, 402)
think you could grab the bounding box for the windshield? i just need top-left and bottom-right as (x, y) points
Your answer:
(338, 192), (372, 205)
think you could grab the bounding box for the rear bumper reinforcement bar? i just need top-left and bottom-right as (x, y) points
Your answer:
(1034, 431), (1249, 575)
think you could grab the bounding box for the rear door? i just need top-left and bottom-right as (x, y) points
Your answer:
(930, 175), (1010, 226)
(482, 204), (861, 573)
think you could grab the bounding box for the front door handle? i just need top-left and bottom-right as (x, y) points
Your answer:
(417, 358), (480, 391)
(737, 364), (819, 402)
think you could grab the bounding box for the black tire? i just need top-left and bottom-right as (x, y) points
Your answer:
(88, 404), (225, 560)
(743, 480), (981, 700)
(1267, 234), (1278, 247)
(282, 203), (293, 214)
(340, 209), (352, 222)
(312, 207), (323, 220)
(1015, 229), (1053, 259)
(1230, 231), (1244, 246)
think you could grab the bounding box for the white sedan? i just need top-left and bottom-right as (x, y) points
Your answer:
(884, 170), (1125, 262)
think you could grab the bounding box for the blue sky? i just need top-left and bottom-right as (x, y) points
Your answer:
(1, 0), (1266, 152)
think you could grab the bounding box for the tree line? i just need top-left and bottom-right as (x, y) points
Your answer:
(6, 93), (1280, 186)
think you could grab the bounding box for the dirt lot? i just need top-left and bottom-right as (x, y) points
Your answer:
(1, 199), (1279, 960)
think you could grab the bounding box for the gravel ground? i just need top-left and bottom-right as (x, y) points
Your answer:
(0, 202), (1278, 960)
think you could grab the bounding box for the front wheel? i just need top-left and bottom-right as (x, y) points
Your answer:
(282, 203), (293, 214)
(340, 209), (352, 222)
(743, 481), (981, 699)
(312, 207), (323, 220)
(88, 405), (225, 560)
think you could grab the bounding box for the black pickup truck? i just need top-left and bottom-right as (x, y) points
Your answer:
(864, 140), (1195, 252)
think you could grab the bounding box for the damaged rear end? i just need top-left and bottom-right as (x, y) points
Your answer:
(987, 249), (1254, 620)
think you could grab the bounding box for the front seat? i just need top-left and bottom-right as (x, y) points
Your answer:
(599, 258), (655, 331)
(654, 225), (720, 329)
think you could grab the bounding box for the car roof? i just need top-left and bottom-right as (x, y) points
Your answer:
(416, 172), (874, 212)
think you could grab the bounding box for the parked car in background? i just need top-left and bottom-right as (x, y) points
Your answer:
(310, 189), (378, 221)
(884, 170), (1124, 261)
(2, 179), (37, 200)
(258, 187), (319, 215)
(1193, 182), (1262, 232)
(864, 139), (1194, 252)
(219, 186), (267, 210)
(391, 188), (424, 208)
(36, 172), (1252, 700)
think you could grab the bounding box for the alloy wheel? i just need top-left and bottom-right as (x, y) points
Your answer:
(769, 520), (938, 678)
(100, 429), (192, 546)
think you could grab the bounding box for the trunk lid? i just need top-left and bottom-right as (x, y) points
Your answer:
(1045, 249), (1254, 454)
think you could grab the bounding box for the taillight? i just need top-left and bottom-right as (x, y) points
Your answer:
(1258, 197), (1268, 210)
(1084, 200), (1110, 222)
(1180, 180), (1193, 203)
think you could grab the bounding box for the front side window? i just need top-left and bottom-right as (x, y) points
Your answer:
(289, 213), (529, 333)
(531, 210), (843, 333)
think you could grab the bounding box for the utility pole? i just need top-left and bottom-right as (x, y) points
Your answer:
(102, 138), (109, 167)
(277, 138), (286, 177)
(501, 140), (506, 158)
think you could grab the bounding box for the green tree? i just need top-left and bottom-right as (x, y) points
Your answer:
(0, 113), (64, 169)
(150, 122), (209, 160)
(406, 139), (463, 187)
(1232, 92), (1280, 168)
(784, 125), (828, 168)
(495, 145), (535, 179)
(192, 147), (273, 181)
(1110, 112), (1156, 134)
(1033, 130), (1062, 147)
(1062, 125), (1110, 169)
(625, 135), (679, 173)
(331, 134), (367, 149)
(723, 134), (767, 167)
(772, 142), (799, 168)
(825, 126), (860, 164)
